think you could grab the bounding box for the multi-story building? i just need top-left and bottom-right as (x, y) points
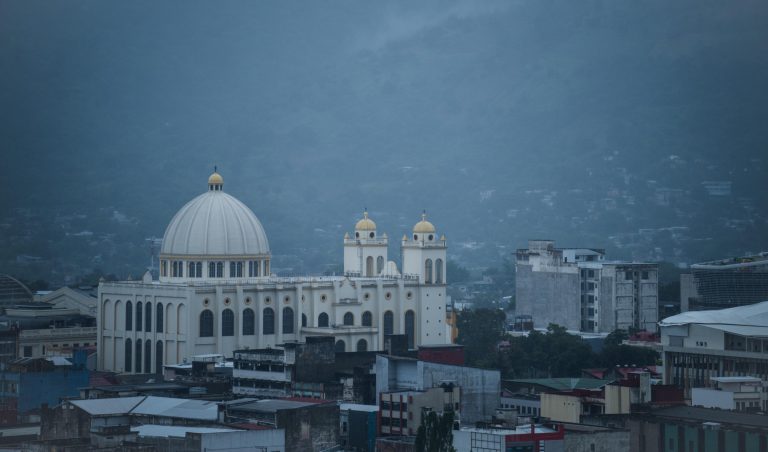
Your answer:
(515, 240), (658, 333)
(375, 354), (500, 426)
(379, 386), (460, 436)
(683, 252), (768, 310)
(660, 301), (768, 397)
(692, 376), (767, 412)
(0, 305), (96, 359)
(97, 171), (452, 374)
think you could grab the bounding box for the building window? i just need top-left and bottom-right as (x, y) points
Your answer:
(243, 308), (255, 335)
(145, 302), (152, 332)
(302, 314), (307, 327)
(425, 259), (433, 284)
(144, 339), (151, 373)
(188, 261), (202, 278)
(344, 312), (354, 326)
(362, 311), (373, 327)
(435, 258), (444, 284)
(156, 303), (164, 333)
(366, 256), (374, 277)
(200, 310), (214, 337)
(23, 346), (32, 357)
(136, 302), (143, 332)
(357, 339), (368, 352)
(125, 301), (133, 330)
(405, 310), (415, 348)
(318, 312), (329, 328)
(248, 260), (258, 277)
(377, 256), (384, 274)
(156, 341), (163, 374)
(161, 261), (168, 277)
(125, 339), (132, 373)
(283, 307), (294, 334)
(209, 262), (224, 278)
(222, 309), (234, 336)
(135, 339), (142, 373)
(335, 340), (346, 352)
(384, 311), (394, 335)
(263, 308), (275, 335)
(172, 261), (183, 277)
(230, 261), (243, 278)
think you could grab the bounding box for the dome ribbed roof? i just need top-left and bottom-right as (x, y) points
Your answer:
(161, 189), (269, 257)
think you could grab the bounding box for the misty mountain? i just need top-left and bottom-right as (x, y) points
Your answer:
(1, 0), (767, 281)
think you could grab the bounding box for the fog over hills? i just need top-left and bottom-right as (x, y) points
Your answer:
(1, 0), (767, 281)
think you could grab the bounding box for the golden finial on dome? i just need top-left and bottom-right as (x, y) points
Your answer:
(440, 234), (446, 241)
(413, 210), (436, 233)
(355, 209), (376, 231)
(208, 166), (224, 190)
(344, 232), (350, 240)
(402, 234), (408, 241)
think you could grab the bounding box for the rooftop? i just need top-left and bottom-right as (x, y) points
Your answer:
(507, 378), (613, 391)
(650, 405), (768, 428)
(132, 424), (237, 438)
(70, 396), (219, 420)
(692, 252), (768, 270)
(660, 301), (768, 335)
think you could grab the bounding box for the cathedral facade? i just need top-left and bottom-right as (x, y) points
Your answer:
(97, 171), (449, 373)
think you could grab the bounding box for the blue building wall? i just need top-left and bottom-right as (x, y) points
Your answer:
(17, 368), (88, 412)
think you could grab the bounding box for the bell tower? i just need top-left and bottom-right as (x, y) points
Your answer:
(343, 210), (388, 277)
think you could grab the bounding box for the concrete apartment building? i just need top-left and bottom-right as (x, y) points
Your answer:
(660, 302), (768, 398)
(516, 240), (658, 333)
(692, 376), (767, 412)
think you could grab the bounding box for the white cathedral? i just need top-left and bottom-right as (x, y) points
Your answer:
(97, 171), (450, 373)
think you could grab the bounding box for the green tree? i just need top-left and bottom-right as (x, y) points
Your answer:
(456, 309), (505, 369)
(415, 410), (457, 452)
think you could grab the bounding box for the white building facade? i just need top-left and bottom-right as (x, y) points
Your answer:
(97, 171), (450, 373)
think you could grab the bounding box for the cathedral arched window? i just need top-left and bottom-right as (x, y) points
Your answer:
(435, 258), (444, 284)
(362, 311), (373, 327)
(343, 312), (354, 326)
(302, 314), (307, 328)
(376, 256), (384, 274)
(125, 301), (133, 331)
(283, 307), (294, 334)
(124, 339), (132, 373)
(242, 308), (255, 335)
(222, 309), (234, 336)
(230, 261), (243, 278)
(136, 302), (143, 332)
(199, 310), (214, 337)
(135, 339), (142, 373)
(156, 341), (163, 374)
(357, 339), (368, 352)
(383, 311), (394, 336)
(335, 340), (346, 352)
(318, 313), (329, 328)
(144, 339), (152, 373)
(156, 303), (164, 333)
(216, 262), (224, 278)
(425, 259), (433, 284)
(195, 262), (202, 278)
(263, 308), (275, 335)
(188, 262), (195, 278)
(405, 310), (416, 349)
(208, 262), (216, 278)
(366, 256), (374, 277)
(145, 302), (152, 332)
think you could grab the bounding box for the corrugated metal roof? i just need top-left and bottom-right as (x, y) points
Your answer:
(131, 397), (219, 421)
(132, 424), (236, 438)
(71, 396), (146, 415)
(660, 301), (768, 327)
(339, 403), (379, 412)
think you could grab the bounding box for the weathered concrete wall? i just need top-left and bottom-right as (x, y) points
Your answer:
(515, 264), (580, 330)
(277, 403), (339, 452)
(563, 429), (630, 452)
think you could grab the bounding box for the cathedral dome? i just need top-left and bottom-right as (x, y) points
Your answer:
(355, 211), (376, 231)
(413, 213), (436, 233)
(160, 173), (270, 257)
